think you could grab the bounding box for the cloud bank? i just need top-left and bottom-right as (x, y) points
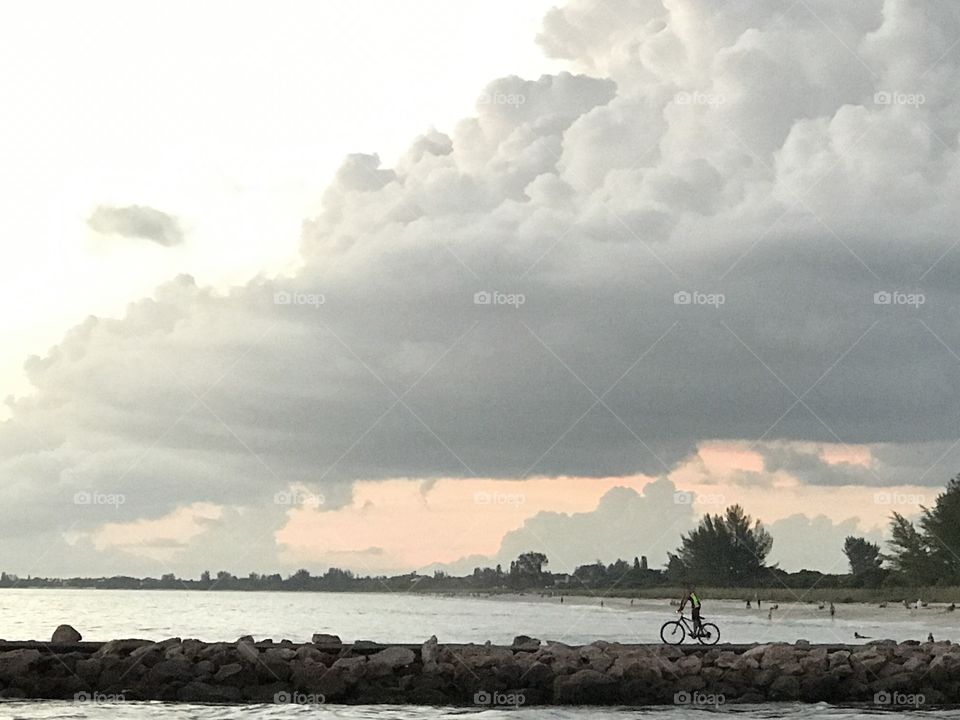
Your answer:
(3, 0), (960, 574)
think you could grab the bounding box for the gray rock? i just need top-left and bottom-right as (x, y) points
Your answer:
(0, 649), (41, 682)
(367, 646), (416, 678)
(512, 635), (541, 651)
(311, 633), (342, 646)
(51, 624), (82, 643)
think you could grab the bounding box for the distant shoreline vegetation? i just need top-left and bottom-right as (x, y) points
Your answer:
(4, 475), (958, 601)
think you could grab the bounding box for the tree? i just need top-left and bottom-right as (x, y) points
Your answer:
(673, 505), (773, 586)
(887, 512), (939, 585)
(843, 536), (883, 575)
(919, 475), (960, 583)
(515, 552), (548, 577)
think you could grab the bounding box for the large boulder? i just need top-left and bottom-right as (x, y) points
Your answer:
(311, 633), (342, 647)
(0, 649), (41, 683)
(366, 646), (416, 679)
(512, 635), (541, 652)
(554, 669), (618, 704)
(51, 625), (82, 643)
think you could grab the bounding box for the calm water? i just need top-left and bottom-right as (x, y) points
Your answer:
(0, 589), (955, 645)
(0, 590), (957, 719)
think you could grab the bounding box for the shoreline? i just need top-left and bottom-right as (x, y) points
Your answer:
(0, 636), (956, 706)
(3, 585), (960, 604)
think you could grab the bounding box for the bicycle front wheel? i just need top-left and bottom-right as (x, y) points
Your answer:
(697, 622), (720, 645)
(660, 620), (686, 645)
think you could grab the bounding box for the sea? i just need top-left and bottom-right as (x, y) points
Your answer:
(0, 589), (957, 719)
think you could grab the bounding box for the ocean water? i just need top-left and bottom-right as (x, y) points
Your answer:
(0, 589), (955, 646)
(0, 590), (958, 719)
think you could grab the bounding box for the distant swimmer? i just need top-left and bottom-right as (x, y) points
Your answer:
(818, 602), (825, 610)
(879, 602), (887, 608)
(560, 596), (564, 604)
(767, 608), (773, 620)
(854, 632), (872, 639)
(915, 598), (923, 609)
(830, 603), (836, 617)
(948, 603), (956, 612)
(771, 604), (779, 610)
(929, 633), (936, 642)
(746, 600), (752, 609)
(600, 600), (604, 608)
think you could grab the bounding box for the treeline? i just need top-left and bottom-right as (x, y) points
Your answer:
(3, 475), (959, 594)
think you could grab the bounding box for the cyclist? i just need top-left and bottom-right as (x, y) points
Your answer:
(678, 585), (703, 637)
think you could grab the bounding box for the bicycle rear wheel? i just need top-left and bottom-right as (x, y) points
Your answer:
(697, 622), (720, 645)
(660, 620), (686, 645)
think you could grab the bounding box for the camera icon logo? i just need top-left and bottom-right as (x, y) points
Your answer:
(873, 291), (891, 305)
(474, 690), (492, 705)
(674, 690), (692, 704)
(274, 291), (292, 305)
(673, 491), (693, 505)
(474, 291), (492, 305)
(874, 691), (892, 705)
(674, 290), (692, 305)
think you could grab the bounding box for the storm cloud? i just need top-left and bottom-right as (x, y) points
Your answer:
(3, 0), (960, 574)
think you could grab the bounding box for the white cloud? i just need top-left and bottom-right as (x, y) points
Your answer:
(3, 0), (960, 574)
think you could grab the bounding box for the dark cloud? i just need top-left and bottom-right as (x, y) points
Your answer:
(88, 204), (184, 246)
(3, 0), (960, 573)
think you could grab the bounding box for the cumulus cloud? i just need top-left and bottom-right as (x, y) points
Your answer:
(3, 0), (960, 574)
(88, 204), (184, 246)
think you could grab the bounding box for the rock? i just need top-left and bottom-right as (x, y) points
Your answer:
(0, 649), (41, 682)
(554, 669), (618, 704)
(367, 646), (416, 678)
(214, 663), (244, 682)
(94, 639), (152, 657)
(331, 656), (367, 684)
(51, 625), (82, 643)
(422, 635), (439, 666)
(312, 633), (342, 646)
(237, 640), (260, 664)
(236, 635), (255, 644)
(146, 657), (192, 684)
(512, 635), (541, 651)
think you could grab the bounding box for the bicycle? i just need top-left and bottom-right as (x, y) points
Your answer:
(660, 613), (720, 645)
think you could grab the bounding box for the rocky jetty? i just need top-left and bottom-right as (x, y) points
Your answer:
(0, 635), (954, 708)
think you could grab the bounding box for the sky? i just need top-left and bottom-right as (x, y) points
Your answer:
(1, 0), (959, 579)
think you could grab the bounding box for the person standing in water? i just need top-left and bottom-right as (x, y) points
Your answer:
(678, 585), (703, 637)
